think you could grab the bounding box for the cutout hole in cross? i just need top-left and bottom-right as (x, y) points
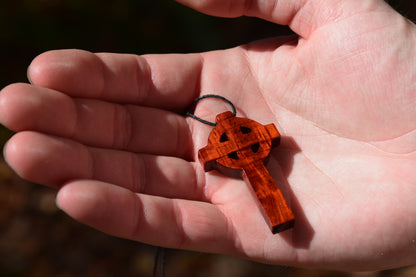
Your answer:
(240, 126), (252, 134)
(220, 132), (229, 142)
(251, 142), (260, 153)
(227, 151), (239, 160)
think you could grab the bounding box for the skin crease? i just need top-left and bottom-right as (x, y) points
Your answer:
(1, 0), (416, 271)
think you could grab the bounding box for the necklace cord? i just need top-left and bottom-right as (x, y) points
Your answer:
(185, 94), (236, 126)
(153, 247), (165, 277)
(152, 95), (235, 276)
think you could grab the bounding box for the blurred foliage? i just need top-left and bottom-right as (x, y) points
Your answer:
(1, 0), (416, 276)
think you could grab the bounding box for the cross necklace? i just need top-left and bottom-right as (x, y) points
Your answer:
(187, 95), (295, 234)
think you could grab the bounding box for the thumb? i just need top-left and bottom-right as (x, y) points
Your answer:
(176, 0), (394, 38)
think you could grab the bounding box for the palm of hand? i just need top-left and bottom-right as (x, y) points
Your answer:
(1, 1), (416, 272)
(190, 7), (416, 269)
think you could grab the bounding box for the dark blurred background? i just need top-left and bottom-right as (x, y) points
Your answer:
(1, 1), (416, 276)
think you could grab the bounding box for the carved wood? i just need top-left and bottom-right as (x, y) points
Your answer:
(198, 111), (295, 233)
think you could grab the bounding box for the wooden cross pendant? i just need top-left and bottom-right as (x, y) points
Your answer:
(198, 111), (295, 233)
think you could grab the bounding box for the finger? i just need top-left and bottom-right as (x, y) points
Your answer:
(56, 180), (235, 253)
(0, 84), (193, 159)
(28, 49), (202, 109)
(176, 0), (393, 38)
(4, 131), (205, 201)
(87, 147), (205, 200)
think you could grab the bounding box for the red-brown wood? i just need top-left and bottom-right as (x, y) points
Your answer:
(198, 111), (295, 234)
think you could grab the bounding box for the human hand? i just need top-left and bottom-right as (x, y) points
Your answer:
(1, 0), (416, 271)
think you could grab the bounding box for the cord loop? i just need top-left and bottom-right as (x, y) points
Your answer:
(185, 94), (236, 126)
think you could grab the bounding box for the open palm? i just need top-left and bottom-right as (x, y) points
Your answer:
(1, 0), (416, 271)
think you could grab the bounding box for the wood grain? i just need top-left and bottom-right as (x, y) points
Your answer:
(198, 111), (295, 233)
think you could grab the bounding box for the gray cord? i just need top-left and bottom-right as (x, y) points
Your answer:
(153, 247), (165, 277)
(185, 94), (237, 126)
